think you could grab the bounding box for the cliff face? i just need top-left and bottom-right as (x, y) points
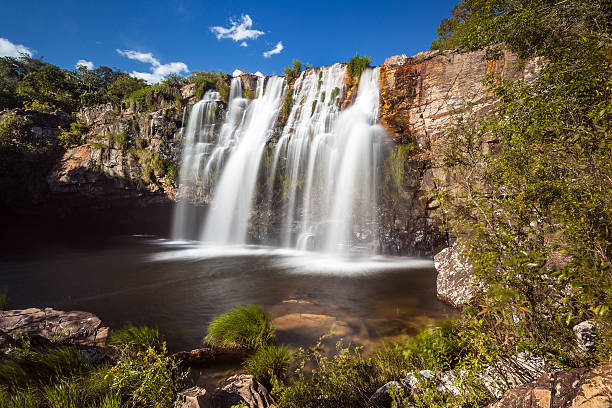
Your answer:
(377, 48), (540, 255)
(35, 49), (539, 255)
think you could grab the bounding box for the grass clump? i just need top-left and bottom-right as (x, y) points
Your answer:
(107, 324), (163, 352)
(347, 54), (371, 83)
(204, 305), (274, 350)
(44, 380), (81, 408)
(58, 119), (89, 148)
(244, 345), (291, 386)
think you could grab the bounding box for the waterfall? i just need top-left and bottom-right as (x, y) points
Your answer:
(173, 66), (386, 255)
(172, 90), (221, 239)
(201, 76), (285, 244)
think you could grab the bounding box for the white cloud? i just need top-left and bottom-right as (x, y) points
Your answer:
(116, 49), (189, 84)
(116, 49), (159, 66)
(76, 59), (94, 70)
(240, 41), (248, 47)
(210, 14), (264, 45)
(0, 37), (33, 57)
(263, 42), (283, 58)
(254, 71), (263, 77)
(232, 69), (244, 77)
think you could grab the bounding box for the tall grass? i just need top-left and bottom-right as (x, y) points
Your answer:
(107, 324), (163, 352)
(204, 305), (274, 350)
(245, 345), (291, 386)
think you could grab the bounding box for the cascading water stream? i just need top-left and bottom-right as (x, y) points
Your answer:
(173, 66), (386, 256)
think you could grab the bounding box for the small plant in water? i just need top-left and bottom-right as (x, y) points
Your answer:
(205, 305), (274, 350)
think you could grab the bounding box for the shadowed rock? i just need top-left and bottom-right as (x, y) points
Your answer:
(0, 307), (108, 347)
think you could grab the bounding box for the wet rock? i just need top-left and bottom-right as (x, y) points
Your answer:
(171, 347), (249, 367)
(210, 374), (274, 408)
(434, 243), (476, 307)
(573, 320), (599, 353)
(173, 386), (209, 408)
(487, 364), (612, 408)
(370, 381), (405, 407)
(0, 308), (108, 348)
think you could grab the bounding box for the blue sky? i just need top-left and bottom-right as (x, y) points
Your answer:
(1, 0), (457, 82)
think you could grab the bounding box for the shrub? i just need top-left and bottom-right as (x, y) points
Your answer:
(106, 344), (187, 408)
(243, 88), (256, 100)
(204, 305), (274, 350)
(107, 324), (163, 353)
(59, 120), (89, 148)
(273, 340), (378, 408)
(244, 345), (291, 386)
(283, 60), (303, 83)
(107, 131), (128, 149)
(347, 54), (371, 83)
(282, 89), (293, 119)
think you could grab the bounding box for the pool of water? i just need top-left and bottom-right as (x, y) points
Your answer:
(0, 236), (452, 352)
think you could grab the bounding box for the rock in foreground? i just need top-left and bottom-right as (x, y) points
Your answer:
(0, 307), (108, 347)
(434, 243), (476, 307)
(210, 374), (274, 408)
(487, 365), (612, 408)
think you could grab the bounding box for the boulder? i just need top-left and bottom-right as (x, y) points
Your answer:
(434, 243), (476, 307)
(369, 381), (406, 406)
(173, 386), (209, 408)
(573, 320), (599, 353)
(487, 365), (612, 408)
(210, 374), (274, 408)
(0, 308), (108, 347)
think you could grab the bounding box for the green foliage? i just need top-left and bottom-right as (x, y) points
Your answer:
(282, 89), (294, 119)
(273, 340), (378, 408)
(217, 82), (230, 102)
(59, 120), (89, 148)
(244, 345), (291, 386)
(0, 345), (90, 391)
(107, 131), (128, 149)
(204, 305), (275, 350)
(0, 388), (39, 408)
(329, 87), (340, 103)
(243, 88), (257, 100)
(106, 344), (187, 408)
(107, 324), (164, 353)
(44, 380), (81, 408)
(129, 149), (168, 184)
(428, 0), (612, 377)
(347, 55), (371, 83)
(283, 60), (303, 83)
(187, 70), (229, 101)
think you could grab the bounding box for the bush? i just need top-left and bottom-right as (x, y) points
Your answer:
(106, 344), (187, 408)
(204, 305), (274, 350)
(244, 345), (291, 386)
(347, 55), (371, 83)
(59, 120), (89, 148)
(107, 324), (163, 352)
(273, 340), (378, 408)
(283, 60), (303, 83)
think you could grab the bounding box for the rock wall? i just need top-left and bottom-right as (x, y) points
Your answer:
(377, 47), (540, 255)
